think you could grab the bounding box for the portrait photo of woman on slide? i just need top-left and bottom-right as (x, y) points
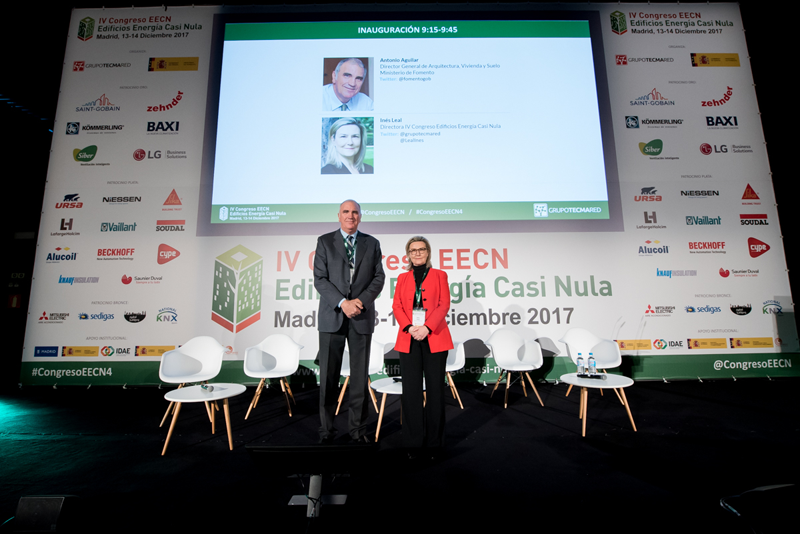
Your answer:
(321, 117), (374, 175)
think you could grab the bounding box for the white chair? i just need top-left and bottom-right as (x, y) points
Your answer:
(445, 342), (466, 409)
(336, 339), (386, 415)
(159, 336), (225, 427)
(485, 329), (544, 408)
(243, 334), (303, 419)
(559, 327), (623, 402)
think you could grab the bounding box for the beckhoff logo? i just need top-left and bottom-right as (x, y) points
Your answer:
(75, 94), (120, 113)
(610, 11), (627, 35)
(158, 244), (180, 264)
(638, 240), (669, 256)
(157, 307), (178, 323)
(740, 214), (768, 226)
(685, 215), (721, 225)
(681, 190), (719, 198)
(56, 194), (83, 209)
(77, 17), (94, 41)
(97, 248), (135, 260)
(124, 311), (146, 323)
(100, 222), (137, 232)
(688, 241), (726, 254)
(634, 187), (661, 202)
(73, 145), (97, 162)
(639, 139), (663, 156)
(706, 116), (739, 129)
(763, 300), (783, 315)
(702, 86), (733, 107)
(630, 88), (674, 106)
(730, 304), (752, 316)
(700, 143), (727, 155)
(46, 247), (77, 263)
(748, 238), (770, 258)
(156, 219), (185, 232)
(147, 121), (180, 134)
(147, 91), (184, 112)
(103, 196), (141, 204)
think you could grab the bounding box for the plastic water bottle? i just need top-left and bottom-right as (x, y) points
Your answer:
(588, 354), (596, 375)
(577, 354), (585, 374)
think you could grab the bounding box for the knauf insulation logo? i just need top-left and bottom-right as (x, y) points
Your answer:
(78, 17), (95, 41)
(211, 245), (263, 333)
(610, 11), (627, 35)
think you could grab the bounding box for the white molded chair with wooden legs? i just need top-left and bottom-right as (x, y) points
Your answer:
(445, 342), (466, 409)
(336, 339), (387, 415)
(559, 327), (623, 403)
(485, 329), (544, 408)
(243, 334), (303, 418)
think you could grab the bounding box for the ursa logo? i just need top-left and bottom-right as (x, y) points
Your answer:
(639, 139), (663, 156)
(56, 194), (83, 209)
(73, 145), (97, 162)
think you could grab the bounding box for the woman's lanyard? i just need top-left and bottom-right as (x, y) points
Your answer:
(414, 268), (429, 308)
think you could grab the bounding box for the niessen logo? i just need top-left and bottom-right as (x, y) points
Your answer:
(46, 247), (77, 263)
(685, 215), (721, 226)
(97, 248), (135, 261)
(162, 189), (182, 212)
(147, 91), (184, 112)
(156, 219), (185, 232)
(158, 244), (180, 264)
(634, 187), (662, 202)
(103, 196), (142, 205)
(730, 304), (752, 316)
(630, 88), (674, 106)
(55, 194), (83, 209)
(740, 214), (768, 226)
(748, 238), (770, 258)
(688, 241), (726, 254)
(681, 190), (719, 199)
(616, 54), (673, 65)
(101, 221), (137, 232)
(638, 240), (669, 256)
(75, 94), (120, 113)
(701, 86), (733, 107)
(706, 116), (739, 130)
(742, 184), (761, 206)
(73, 61), (131, 71)
(147, 121), (180, 135)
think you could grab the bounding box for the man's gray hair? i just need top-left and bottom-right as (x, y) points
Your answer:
(334, 58), (367, 78)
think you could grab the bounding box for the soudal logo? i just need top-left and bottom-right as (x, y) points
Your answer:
(156, 219), (185, 231)
(701, 86), (733, 107)
(685, 305), (722, 314)
(97, 248), (135, 260)
(124, 311), (146, 323)
(742, 184), (761, 205)
(706, 116), (739, 129)
(147, 91), (184, 112)
(158, 244), (180, 264)
(46, 247), (77, 263)
(73, 145), (97, 162)
(638, 240), (669, 256)
(55, 194), (83, 209)
(639, 139), (663, 155)
(700, 143), (727, 155)
(133, 149), (161, 161)
(681, 190), (719, 198)
(157, 307), (178, 322)
(763, 300), (783, 315)
(634, 187), (662, 202)
(653, 339), (684, 350)
(740, 214), (768, 226)
(685, 215), (721, 225)
(748, 237), (770, 258)
(75, 94), (120, 112)
(730, 304), (752, 316)
(146, 121), (180, 134)
(630, 88), (674, 106)
(688, 241), (726, 254)
(102, 196), (141, 204)
(101, 222), (137, 232)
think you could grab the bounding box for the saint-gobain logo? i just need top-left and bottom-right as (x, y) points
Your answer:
(219, 206), (229, 221)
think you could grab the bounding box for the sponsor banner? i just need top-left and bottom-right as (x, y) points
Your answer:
(687, 338), (727, 350)
(730, 337), (774, 349)
(135, 345), (174, 356)
(616, 339), (651, 351)
(62, 346), (99, 357)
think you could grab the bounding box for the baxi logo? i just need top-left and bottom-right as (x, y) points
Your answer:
(748, 238), (770, 258)
(73, 145), (97, 162)
(610, 11), (627, 35)
(157, 244), (180, 264)
(639, 139), (663, 156)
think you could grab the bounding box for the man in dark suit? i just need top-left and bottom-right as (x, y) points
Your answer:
(314, 199), (385, 443)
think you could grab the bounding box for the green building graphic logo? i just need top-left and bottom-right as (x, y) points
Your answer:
(211, 245), (263, 333)
(78, 17), (95, 41)
(610, 11), (627, 35)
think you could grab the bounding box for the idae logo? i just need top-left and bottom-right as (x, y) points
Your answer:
(639, 139), (663, 156)
(610, 11), (627, 35)
(78, 17), (95, 41)
(73, 145), (97, 162)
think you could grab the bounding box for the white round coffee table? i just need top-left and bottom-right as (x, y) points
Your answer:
(559, 373), (637, 437)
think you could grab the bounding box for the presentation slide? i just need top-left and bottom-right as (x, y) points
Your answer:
(208, 20), (612, 224)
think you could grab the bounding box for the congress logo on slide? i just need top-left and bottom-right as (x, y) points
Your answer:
(211, 245), (263, 333)
(610, 11), (627, 35)
(77, 17), (94, 41)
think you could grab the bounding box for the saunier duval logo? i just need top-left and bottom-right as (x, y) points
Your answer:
(78, 17), (95, 41)
(685, 215), (721, 225)
(740, 214), (768, 226)
(156, 219), (185, 232)
(630, 88), (675, 106)
(720, 268), (730, 278)
(702, 86), (733, 107)
(634, 187), (661, 202)
(610, 11), (627, 35)
(211, 245), (264, 333)
(56, 194), (83, 209)
(638, 240), (669, 256)
(46, 247), (77, 263)
(124, 311), (146, 323)
(75, 94), (120, 113)
(157, 307), (178, 323)
(101, 222), (137, 232)
(638, 139), (663, 156)
(147, 91), (184, 112)
(147, 121), (180, 134)
(73, 145), (97, 162)
(706, 116), (739, 129)
(730, 304), (752, 316)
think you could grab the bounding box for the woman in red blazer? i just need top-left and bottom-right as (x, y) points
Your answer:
(392, 236), (453, 456)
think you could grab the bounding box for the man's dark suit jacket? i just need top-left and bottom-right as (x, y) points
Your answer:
(313, 230), (385, 332)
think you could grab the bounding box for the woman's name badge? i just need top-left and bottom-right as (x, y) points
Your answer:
(412, 308), (426, 326)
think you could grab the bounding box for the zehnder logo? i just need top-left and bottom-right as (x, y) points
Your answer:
(156, 219), (185, 231)
(56, 194), (83, 209)
(101, 222), (137, 232)
(73, 145), (97, 162)
(630, 88), (675, 106)
(75, 94), (120, 112)
(740, 214), (768, 226)
(685, 215), (721, 225)
(147, 91), (184, 112)
(702, 86), (733, 107)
